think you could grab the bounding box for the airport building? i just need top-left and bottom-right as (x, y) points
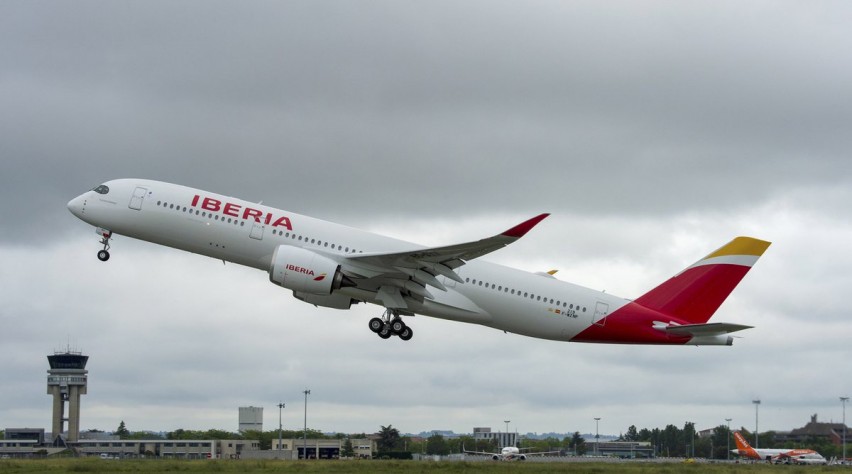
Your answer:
(473, 427), (517, 448)
(0, 429), (258, 459)
(775, 414), (848, 447)
(585, 440), (654, 458)
(238, 406), (263, 433)
(247, 438), (376, 459)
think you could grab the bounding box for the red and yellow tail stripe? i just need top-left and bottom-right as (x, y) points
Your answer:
(684, 236), (771, 272)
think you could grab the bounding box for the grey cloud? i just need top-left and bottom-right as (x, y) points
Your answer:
(1, 0), (851, 435)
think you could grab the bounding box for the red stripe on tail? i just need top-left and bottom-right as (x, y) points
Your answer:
(634, 264), (752, 324)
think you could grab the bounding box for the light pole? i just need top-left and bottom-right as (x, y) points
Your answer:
(594, 417), (601, 456)
(842, 397), (849, 463)
(752, 399), (760, 449)
(303, 389), (311, 459)
(278, 402), (285, 456)
(725, 418), (732, 461)
(686, 422), (694, 458)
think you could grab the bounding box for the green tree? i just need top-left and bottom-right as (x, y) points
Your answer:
(125, 430), (163, 440)
(568, 431), (586, 455)
(624, 425), (639, 442)
(710, 424), (731, 459)
(115, 421), (130, 439)
(377, 425), (401, 452)
(426, 433), (449, 455)
(341, 438), (354, 458)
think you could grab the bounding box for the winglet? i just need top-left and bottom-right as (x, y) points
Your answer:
(501, 213), (549, 238)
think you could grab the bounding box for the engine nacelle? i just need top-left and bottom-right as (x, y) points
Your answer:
(269, 246), (350, 295)
(492, 455), (500, 461)
(293, 291), (355, 310)
(519, 454), (526, 461)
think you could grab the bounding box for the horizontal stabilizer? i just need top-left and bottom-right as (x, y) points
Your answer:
(663, 322), (753, 337)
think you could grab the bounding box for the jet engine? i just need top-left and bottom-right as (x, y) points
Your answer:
(269, 246), (353, 295)
(293, 291), (356, 310)
(492, 455), (500, 461)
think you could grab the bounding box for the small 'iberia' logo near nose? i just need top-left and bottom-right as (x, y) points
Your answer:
(314, 273), (327, 282)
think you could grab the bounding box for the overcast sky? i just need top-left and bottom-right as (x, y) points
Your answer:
(2, 1), (851, 439)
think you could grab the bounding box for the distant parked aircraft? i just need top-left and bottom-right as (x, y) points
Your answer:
(732, 431), (824, 463)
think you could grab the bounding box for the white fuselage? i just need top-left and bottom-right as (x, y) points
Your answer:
(68, 179), (627, 341)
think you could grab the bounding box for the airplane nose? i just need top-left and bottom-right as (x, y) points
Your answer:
(67, 195), (85, 218)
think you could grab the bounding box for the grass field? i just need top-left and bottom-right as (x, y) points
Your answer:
(0, 459), (843, 473)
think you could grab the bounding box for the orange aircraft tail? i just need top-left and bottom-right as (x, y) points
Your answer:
(733, 431), (758, 458)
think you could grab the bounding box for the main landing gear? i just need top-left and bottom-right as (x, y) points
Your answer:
(96, 229), (112, 262)
(368, 309), (413, 341)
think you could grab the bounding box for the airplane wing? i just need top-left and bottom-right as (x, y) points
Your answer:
(520, 450), (562, 456)
(344, 214), (549, 308)
(663, 322), (753, 337)
(464, 450), (499, 456)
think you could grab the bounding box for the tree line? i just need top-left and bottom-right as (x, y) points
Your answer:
(108, 420), (848, 459)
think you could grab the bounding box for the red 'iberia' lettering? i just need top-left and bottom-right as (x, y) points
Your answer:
(190, 194), (294, 230)
(286, 264), (314, 276)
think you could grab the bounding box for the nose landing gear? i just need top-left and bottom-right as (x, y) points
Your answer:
(368, 309), (414, 341)
(96, 229), (112, 261)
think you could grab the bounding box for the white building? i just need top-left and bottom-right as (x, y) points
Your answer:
(238, 406), (263, 433)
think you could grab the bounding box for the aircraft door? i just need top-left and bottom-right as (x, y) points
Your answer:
(129, 186), (147, 210)
(249, 222), (264, 240)
(593, 301), (609, 327)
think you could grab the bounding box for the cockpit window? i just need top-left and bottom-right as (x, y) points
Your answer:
(92, 185), (109, 195)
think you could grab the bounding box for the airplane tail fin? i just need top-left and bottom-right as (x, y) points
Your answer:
(634, 237), (771, 324)
(733, 431), (756, 454)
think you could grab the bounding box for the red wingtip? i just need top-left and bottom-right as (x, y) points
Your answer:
(502, 213), (550, 238)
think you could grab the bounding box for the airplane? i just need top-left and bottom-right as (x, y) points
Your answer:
(731, 431), (824, 463)
(67, 179), (770, 344)
(464, 445), (559, 461)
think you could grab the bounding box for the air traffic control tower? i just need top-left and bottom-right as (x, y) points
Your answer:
(46, 350), (88, 443)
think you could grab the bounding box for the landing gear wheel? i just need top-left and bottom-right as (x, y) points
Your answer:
(371, 308), (415, 341)
(390, 318), (406, 335)
(368, 318), (384, 333)
(96, 230), (112, 262)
